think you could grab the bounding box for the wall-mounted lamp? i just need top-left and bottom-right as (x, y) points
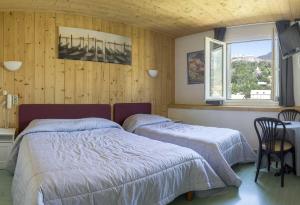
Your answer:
(3, 61), (22, 71)
(148, 69), (158, 78)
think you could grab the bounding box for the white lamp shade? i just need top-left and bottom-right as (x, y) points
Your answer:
(4, 61), (22, 71)
(148, 69), (158, 78)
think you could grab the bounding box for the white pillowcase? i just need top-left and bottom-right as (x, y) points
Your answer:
(122, 114), (171, 132)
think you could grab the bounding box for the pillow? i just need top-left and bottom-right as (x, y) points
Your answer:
(123, 114), (171, 132)
(24, 118), (122, 134)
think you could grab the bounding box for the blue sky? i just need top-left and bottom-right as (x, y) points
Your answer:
(229, 40), (272, 57)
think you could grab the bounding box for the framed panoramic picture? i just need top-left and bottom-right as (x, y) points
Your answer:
(187, 50), (205, 84)
(58, 26), (132, 65)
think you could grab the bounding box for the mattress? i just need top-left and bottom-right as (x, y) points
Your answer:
(7, 118), (225, 205)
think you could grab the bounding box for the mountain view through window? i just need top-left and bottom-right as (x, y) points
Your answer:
(227, 40), (273, 100)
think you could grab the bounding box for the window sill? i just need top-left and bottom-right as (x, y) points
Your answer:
(168, 103), (299, 112)
(224, 99), (279, 107)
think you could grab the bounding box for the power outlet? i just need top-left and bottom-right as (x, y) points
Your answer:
(12, 95), (18, 105)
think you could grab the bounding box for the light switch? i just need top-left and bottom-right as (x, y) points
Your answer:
(12, 95), (18, 105)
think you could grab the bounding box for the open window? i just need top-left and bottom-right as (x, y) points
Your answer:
(205, 25), (278, 105)
(205, 37), (227, 100)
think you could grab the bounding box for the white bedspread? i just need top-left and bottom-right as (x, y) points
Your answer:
(7, 118), (225, 205)
(123, 115), (256, 187)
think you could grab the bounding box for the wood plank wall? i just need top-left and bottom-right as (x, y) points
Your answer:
(0, 11), (175, 128)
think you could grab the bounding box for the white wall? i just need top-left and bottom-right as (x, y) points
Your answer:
(168, 108), (277, 149)
(172, 24), (300, 149)
(175, 31), (213, 104)
(175, 24), (300, 105)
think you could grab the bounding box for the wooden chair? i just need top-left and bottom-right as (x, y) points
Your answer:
(278, 109), (300, 121)
(254, 117), (295, 187)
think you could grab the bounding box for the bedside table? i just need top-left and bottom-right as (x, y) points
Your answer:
(0, 128), (15, 169)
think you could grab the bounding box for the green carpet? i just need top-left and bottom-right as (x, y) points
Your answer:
(1, 164), (300, 205)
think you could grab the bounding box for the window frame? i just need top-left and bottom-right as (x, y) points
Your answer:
(205, 27), (279, 106)
(204, 37), (227, 101)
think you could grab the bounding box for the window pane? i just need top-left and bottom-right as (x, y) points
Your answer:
(210, 42), (224, 97)
(227, 40), (273, 100)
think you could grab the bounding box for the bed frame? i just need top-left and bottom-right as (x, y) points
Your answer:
(18, 104), (111, 132)
(113, 103), (151, 125)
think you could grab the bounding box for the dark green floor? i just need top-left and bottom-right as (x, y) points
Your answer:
(1, 164), (300, 205)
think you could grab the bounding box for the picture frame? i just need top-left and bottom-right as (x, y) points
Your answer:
(187, 50), (205, 84)
(58, 26), (132, 65)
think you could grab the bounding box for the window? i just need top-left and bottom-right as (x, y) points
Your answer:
(205, 24), (279, 104)
(227, 40), (274, 100)
(205, 38), (226, 100)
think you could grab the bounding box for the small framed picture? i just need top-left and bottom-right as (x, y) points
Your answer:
(187, 50), (205, 84)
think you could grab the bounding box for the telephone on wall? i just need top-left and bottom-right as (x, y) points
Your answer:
(1, 90), (18, 128)
(2, 90), (18, 109)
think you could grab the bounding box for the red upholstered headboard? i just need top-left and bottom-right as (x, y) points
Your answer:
(18, 104), (111, 132)
(113, 103), (151, 125)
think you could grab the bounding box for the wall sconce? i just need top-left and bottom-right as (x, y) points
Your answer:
(3, 61), (22, 71)
(148, 69), (158, 78)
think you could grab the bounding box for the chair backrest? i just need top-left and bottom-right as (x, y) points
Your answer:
(278, 109), (300, 121)
(254, 117), (286, 153)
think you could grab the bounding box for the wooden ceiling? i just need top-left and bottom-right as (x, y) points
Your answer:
(0, 0), (299, 37)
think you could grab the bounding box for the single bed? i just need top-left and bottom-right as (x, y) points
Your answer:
(7, 104), (225, 205)
(113, 103), (257, 187)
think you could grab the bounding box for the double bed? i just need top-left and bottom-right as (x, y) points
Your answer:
(7, 104), (225, 205)
(114, 103), (257, 187)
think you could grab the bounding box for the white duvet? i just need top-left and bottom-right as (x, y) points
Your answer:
(123, 114), (257, 187)
(7, 118), (225, 205)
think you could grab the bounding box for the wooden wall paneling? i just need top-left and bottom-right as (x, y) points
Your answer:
(13, 12), (26, 127)
(63, 14), (76, 104)
(75, 60), (85, 104)
(289, 0), (300, 19)
(0, 13), (4, 126)
(54, 13), (66, 104)
(44, 12), (56, 103)
(100, 20), (111, 104)
(85, 61), (93, 103)
(34, 12), (45, 103)
(54, 59), (65, 103)
(170, 38), (175, 104)
(147, 30), (156, 112)
(161, 35), (168, 115)
(137, 28), (145, 102)
(3, 12), (16, 127)
(153, 33), (162, 115)
(74, 15), (87, 104)
(143, 29), (151, 103)
(82, 16), (94, 104)
(108, 22), (122, 105)
(117, 23), (132, 104)
(165, 37), (173, 112)
(131, 27), (139, 103)
(158, 34), (165, 115)
(117, 23), (130, 103)
(24, 12), (35, 104)
(0, 11), (175, 127)
(100, 62), (110, 104)
(123, 24), (133, 103)
(64, 60), (75, 104)
(91, 18), (105, 104)
(83, 64), (92, 103)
